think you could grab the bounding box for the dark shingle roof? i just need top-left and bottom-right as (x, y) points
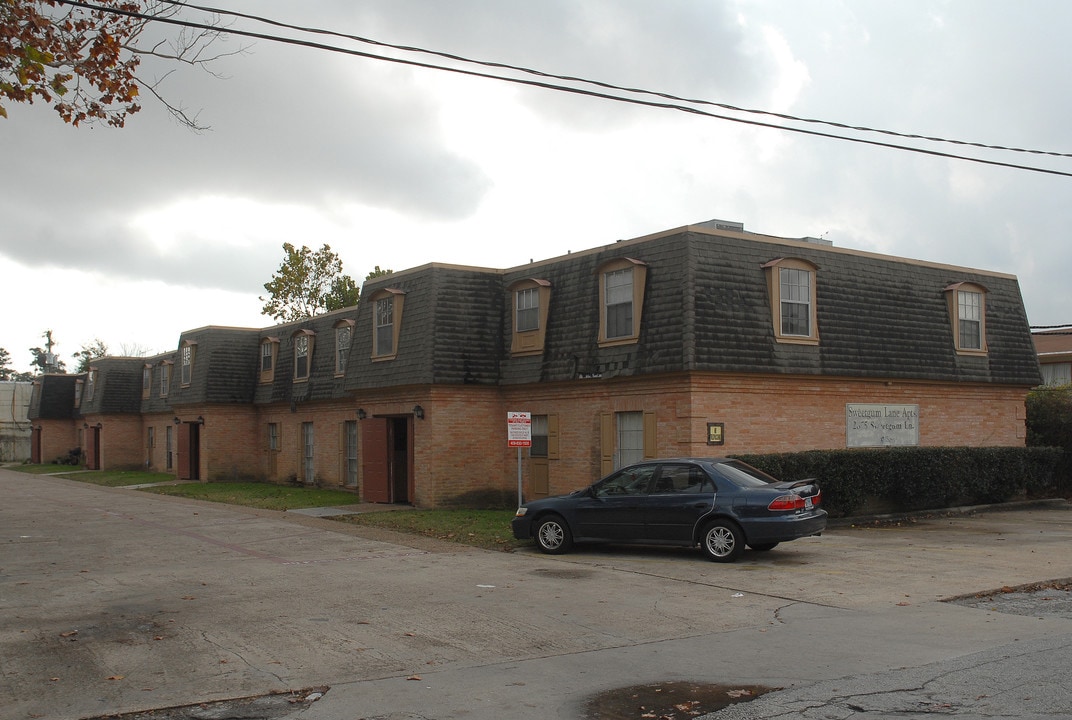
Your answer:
(28, 374), (82, 420)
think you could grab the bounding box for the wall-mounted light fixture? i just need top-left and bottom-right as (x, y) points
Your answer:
(173, 417), (181, 425)
(94, 423), (102, 430)
(83, 422), (89, 429)
(197, 416), (205, 426)
(357, 408), (367, 420)
(413, 404), (425, 420)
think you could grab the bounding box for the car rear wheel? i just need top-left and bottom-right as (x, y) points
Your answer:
(748, 542), (779, 552)
(701, 520), (744, 562)
(535, 515), (573, 555)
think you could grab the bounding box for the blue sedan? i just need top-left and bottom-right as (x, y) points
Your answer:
(511, 458), (827, 562)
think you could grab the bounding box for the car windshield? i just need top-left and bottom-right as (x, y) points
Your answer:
(713, 460), (778, 487)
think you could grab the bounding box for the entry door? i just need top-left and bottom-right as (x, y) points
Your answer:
(176, 422), (201, 480)
(361, 416), (412, 504)
(84, 426), (101, 470)
(31, 426), (42, 464)
(362, 417), (390, 503)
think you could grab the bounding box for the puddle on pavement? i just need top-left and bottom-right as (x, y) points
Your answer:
(82, 686), (328, 720)
(583, 681), (773, 719)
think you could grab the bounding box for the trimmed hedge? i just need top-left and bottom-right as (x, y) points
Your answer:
(732, 446), (1064, 518)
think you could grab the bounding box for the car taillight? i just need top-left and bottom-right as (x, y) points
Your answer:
(811, 489), (821, 506)
(768, 494), (806, 511)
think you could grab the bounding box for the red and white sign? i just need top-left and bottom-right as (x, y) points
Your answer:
(507, 411), (532, 447)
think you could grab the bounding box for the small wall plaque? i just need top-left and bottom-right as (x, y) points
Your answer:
(706, 422), (725, 446)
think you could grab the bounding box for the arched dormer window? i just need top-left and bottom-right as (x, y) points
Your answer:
(762, 257), (820, 345)
(508, 278), (551, 356)
(596, 257), (648, 347)
(333, 319), (355, 375)
(370, 288), (406, 360)
(292, 329), (315, 381)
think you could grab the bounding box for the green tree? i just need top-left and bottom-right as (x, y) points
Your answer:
(260, 243), (361, 322)
(1, 0), (233, 128)
(0, 346), (16, 380)
(72, 338), (108, 372)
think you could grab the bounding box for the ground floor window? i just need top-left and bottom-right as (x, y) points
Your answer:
(344, 420), (358, 487)
(615, 411), (644, 469)
(165, 426), (173, 470)
(302, 422), (314, 483)
(268, 422), (280, 451)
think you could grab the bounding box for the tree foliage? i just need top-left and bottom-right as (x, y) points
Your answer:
(1, 0), (232, 128)
(260, 243), (362, 322)
(72, 337), (108, 372)
(0, 346), (32, 380)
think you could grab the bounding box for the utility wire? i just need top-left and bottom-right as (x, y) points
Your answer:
(52, 0), (1072, 179)
(159, 0), (1072, 161)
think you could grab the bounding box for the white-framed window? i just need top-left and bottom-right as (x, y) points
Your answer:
(958, 290), (983, 350)
(762, 258), (819, 345)
(85, 368), (97, 402)
(516, 287), (539, 332)
(944, 282), (988, 355)
(375, 297), (394, 356)
(262, 341), (274, 372)
(344, 420), (358, 487)
(335, 324), (352, 374)
(180, 344), (195, 385)
(268, 422), (280, 451)
(779, 267), (812, 337)
(615, 411), (644, 470)
(604, 268), (634, 340)
(596, 258), (647, 347)
(159, 363), (171, 397)
(301, 422), (314, 483)
(142, 366), (151, 397)
(293, 332), (314, 380)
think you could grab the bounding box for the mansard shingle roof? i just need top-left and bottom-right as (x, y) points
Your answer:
(170, 327), (260, 406)
(28, 374), (82, 420)
(80, 357), (143, 414)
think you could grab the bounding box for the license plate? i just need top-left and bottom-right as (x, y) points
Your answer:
(804, 497), (813, 509)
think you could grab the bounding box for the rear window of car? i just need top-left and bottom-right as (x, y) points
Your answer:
(712, 460), (778, 487)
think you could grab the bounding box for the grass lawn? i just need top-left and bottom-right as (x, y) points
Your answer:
(141, 482), (363, 511)
(335, 509), (526, 552)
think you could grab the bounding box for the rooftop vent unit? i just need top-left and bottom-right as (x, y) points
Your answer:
(695, 218), (745, 233)
(800, 236), (833, 246)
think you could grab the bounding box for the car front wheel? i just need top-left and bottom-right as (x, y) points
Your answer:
(701, 520), (744, 562)
(535, 515), (573, 555)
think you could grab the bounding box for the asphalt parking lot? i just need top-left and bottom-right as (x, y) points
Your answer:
(2, 468), (1071, 720)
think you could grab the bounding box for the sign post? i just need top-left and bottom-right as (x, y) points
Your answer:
(507, 412), (532, 506)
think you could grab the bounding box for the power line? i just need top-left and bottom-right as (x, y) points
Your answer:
(51, 0), (1072, 179)
(160, 0), (1072, 162)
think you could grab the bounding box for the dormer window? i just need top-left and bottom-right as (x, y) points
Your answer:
(142, 365), (151, 398)
(293, 330), (315, 381)
(370, 288), (406, 360)
(159, 362), (171, 397)
(596, 257), (648, 347)
(180, 341), (197, 386)
(762, 258), (819, 345)
(509, 278), (552, 356)
(945, 282), (988, 355)
(334, 320), (354, 375)
(259, 337), (279, 384)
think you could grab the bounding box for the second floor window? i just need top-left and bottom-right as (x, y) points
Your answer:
(958, 290), (982, 350)
(262, 342), (274, 372)
(375, 297), (394, 356)
(142, 366), (151, 396)
(336, 325), (352, 374)
(85, 369), (96, 402)
(159, 364), (171, 397)
(604, 268), (633, 340)
(181, 344), (194, 385)
(516, 287), (539, 332)
(780, 267), (812, 337)
(295, 335), (310, 380)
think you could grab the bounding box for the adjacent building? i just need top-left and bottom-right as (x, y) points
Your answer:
(28, 222), (1042, 506)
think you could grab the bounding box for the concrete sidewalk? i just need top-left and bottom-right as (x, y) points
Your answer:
(2, 468), (1070, 720)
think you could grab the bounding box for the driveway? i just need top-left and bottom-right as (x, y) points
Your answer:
(2, 468), (1070, 720)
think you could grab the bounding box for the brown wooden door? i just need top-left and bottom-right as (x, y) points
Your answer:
(362, 417), (390, 503)
(31, 427), (41, 464)
(176, 422), (191, 479)
(85, 427), (101, 470)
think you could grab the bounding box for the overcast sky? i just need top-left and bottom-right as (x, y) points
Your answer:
(3, 0), (1070, 374)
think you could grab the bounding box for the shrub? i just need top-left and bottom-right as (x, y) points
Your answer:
(733, 446), (1062, 518)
